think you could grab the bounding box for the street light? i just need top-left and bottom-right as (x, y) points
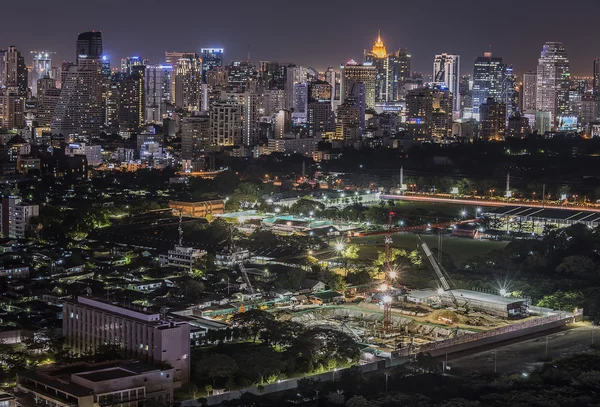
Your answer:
(389, 270), (397, 279)
(335, 242), (345, 252)
(461, 210), (466, 217)
(499, 289), (507, 297)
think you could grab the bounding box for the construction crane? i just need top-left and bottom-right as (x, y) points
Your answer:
(417, 236), (463, 312)
(228, 226), (255, 295)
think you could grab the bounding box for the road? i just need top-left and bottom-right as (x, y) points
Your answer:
(446, 324), (595, 375)
(381, 194), (600, 214)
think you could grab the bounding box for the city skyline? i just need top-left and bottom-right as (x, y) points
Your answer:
(1, 0), (599, 76)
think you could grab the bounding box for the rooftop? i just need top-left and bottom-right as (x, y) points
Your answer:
(445, 289), (526, 306)
(485, 206), (600, 222)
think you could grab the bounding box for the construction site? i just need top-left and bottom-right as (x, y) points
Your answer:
(277, 211), (553, 359)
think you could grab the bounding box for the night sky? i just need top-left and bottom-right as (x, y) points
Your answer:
(2, 0), (599, 76)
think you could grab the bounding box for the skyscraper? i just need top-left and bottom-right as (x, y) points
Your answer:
(174, 54), (202, 111)
(181, 114), (210, 159)
(227, 60), (256, 91)
(210, 101), (241, 146)
(406, 85), (452, 141)
(76, 31), (102, 64)
(3, 46), (28, 94)
(285, 66), (308, 109)
(307, 101), (335, 137)
(101, 55), (111, 78)
(52, 33), (103, 136)
(29, 51), (53, 96)
(201, 48), (224, 81)
(340, 61), (377, 109)
(535, 42), (570, 129)
(522, 72), (537, 115)
(118, 66), (145, 135)
(433, 53), (460, 115)
(479, 97), (507, 140)
(145, 64), (172, 123)
(364, 32), (411, 103)
(121, 56), (148, 76)
(471, 52), (505, 119)
(593, 58), (600, 95)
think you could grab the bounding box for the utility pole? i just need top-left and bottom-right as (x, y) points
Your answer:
(506, 173), (510, 199)
(542, 184), (546, 208)
(400, 166), (404, 193)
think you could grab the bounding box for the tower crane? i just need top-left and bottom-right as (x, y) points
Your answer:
(229, 226), (255, 295)
(417, 236), (467, 312)
(382, 211), (396, 332)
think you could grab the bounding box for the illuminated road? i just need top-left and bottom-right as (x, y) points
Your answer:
(381, 194), (600, 214)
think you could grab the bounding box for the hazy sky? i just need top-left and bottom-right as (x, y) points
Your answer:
(1, 0), (599, 75)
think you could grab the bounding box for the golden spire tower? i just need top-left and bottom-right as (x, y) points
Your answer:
(371, 30), (387, 58)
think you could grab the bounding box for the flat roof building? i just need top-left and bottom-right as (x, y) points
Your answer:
(16, 360), (174, 407)
(439, 289), (529, 318)
(63, 296), (190, 387)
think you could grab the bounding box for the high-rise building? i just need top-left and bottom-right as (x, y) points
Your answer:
(181, 114), (210, 159)
(52, 57), (103, 136)
(0, 90), (25, 129)
(1, 197), (39, 239)
(335, 100), (361, 142)
(121, 56), (148, 76)
(227, 61), (255, 91)
(307, 101), (335, 138)
(285, 66), (308, 109)
(118, 66), (145, 135)
(292, 82), (308, 122)
(364, 32), (411, 103)
(594, 58), (600, 95)
(0, 49), (5, 88)
(581, 94), (599, 125)
(522, 72), (537, 115)
(242, 92), (260, 146)
(63, 296), (190, 387)
(273, 109), (291, 139)
(145, 64), (172, 123)
(76, 31), (102, 64)
(479, 98), (507, 140)
(101, 55), (111, 78)
(210, 101), (241, 146)
(309, 81), (332, 102)
(406, 86), (452, 141)
(433, 53), (460, 114)
(174, 54), (201, 111)
(506, 111), (531, 138)
(340, 61), (377, 109)
(471, 52), (505, 119)
(104, 80), (120, 134)
(535, 42), (570, 128)
(29, 51), (53, 96)
(36, 76), (61, 127)
(325, 67), (340, 101)
(459, 76), (473, 118)
(3, 46), (28, 94)
(201, 48), (224, 81)
(346, 81), (366, 130)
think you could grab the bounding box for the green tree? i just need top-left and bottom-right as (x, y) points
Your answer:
(231, 309), (275, 342)
(195, 353), (239, 385)
(537, 290), (585, 312)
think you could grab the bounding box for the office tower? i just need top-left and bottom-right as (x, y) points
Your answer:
(340, 60), (377, 109)
(259, 89), (286, 116)
(101, 55), (111, 78)
(471, 52), (505, 119)
(309, 81), (332, 102)
(104, 80), (120, 134)
(536, 42), (570, 128)
(346, 81), (366, 130)
(594, 59), (600, 95)
(63, 296), (190, 387)
(363, 32), (411, 103)
(3, 46), (28, 94)
(459, 76), (473, 118)
(522, 72), (537, 115)
(0, 50), (5, 88)
(292, 82), (308, 122)
(406, 86), (452, 141)
(0, 90), (25, 129)
(506, 111), (531, 138)
(201, 48), (224, 81)
(76, 31), (102, 64)
(181, 114), (210, 159)
(145, 64), (172, 123)
(502, 66), (518, 120)
(174, 54), (201, 111)
(335, 100), (361, 142)
(206, 67), (228, 88)
(30, 51), (53, 96)
(118, 66), (145, 135)
(210, 101), (241, 146)
(273, 109), (291, 139)
(581, 94), (599, 125)
(121, 56), (148, 75)
(228, 61), (256, 91)
(52, 57), (103, 136)
(285, 66), (308, 109)
(325, 67), (340, 100)
(433, 53), (460, 114)
(479, 98), (507, 139)
(307, 102), (335, 137)
(259, 61), (288, 90)
(36, 76), (61, 127)
(242, 92), (260, 146)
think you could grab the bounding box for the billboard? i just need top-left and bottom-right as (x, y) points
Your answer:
(557, 115), (578, 131)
